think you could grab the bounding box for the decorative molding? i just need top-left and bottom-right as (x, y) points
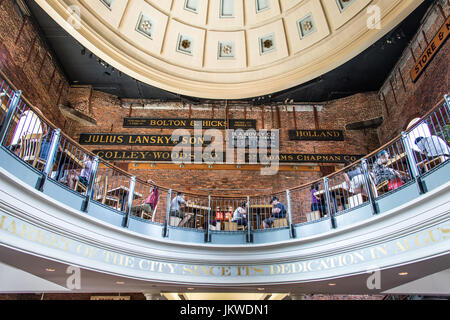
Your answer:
(33, 0), (423, 99)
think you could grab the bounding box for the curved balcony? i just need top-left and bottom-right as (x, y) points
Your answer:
(0, 74), (449, 294)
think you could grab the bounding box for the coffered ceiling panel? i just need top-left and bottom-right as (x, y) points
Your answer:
(284, 0), (330, 54)
(118, 0), (168, 56)
(207, 0), (244, 29)
(204, 30), (247, 71)
(79, 0), (129, 29)
(144, 0), (173, 13)
(172, 0), (209, 27)
(35, 0), (424, 99)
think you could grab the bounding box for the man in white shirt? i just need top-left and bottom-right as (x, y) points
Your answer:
(415, 136), (450, 159)
(231, 202), (247, 228)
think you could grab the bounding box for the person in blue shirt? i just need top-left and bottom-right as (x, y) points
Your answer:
(263, 196), (287, 229)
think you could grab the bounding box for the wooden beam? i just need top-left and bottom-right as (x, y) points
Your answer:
(14, 16), (27, 45)
(313, 106), (319, 129)
(261, 106), (265, 129)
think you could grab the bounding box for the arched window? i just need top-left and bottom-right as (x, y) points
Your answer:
(11, 110), (43, 145)
(406, 117), (432, 152)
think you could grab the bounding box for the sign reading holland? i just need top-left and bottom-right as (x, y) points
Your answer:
(288, 130), (344, 141)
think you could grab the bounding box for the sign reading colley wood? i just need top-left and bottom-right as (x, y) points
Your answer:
(79, 133), (210, 146)
(288, 130), (344, 141)
(93, 150), (362, 164)
(410, 15), (450, 82)
(123, 118), (256, 130)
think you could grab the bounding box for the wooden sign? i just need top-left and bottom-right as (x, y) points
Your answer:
(93, 149), (362, 164)
(288, 130), (344, 141)
(249, 153), (363, 164)
(227, 130), (279, 148)
(79, 133), (210, 146)
(123, 118), (256, 130)
(410, 15), (450, 82)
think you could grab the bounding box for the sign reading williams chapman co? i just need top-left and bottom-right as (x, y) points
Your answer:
(123, 118), (256, 130)
(79, 133), (211, 146)
(93, 150), (362, 164)
(288, 130), (344, 141)
(410, 15), (450, 82)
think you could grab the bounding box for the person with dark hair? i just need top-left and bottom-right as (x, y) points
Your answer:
(231, 202), (247, 228)
(263, 196), (287, 229)
(372, 150), (406, 188)
(414, 136), (450, 159)
(310, 182), (327, 216)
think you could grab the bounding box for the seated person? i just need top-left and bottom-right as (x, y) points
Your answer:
(263, 196), (287, 229)
(310, 183), (327, 216)
(67, 154), (93, 189)
(231, 202), (247, 228)
(372, 150), (407, 188)
(169, 192), (190, 227)
(343, 166), (368, 197)
(415, 136), (450, 160)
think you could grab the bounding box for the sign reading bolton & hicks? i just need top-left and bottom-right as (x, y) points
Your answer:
(123, 118), (256, 130)
(410, 15), (450, 82)
(79, 133), (210, 146)
(288, 130), (344, 141)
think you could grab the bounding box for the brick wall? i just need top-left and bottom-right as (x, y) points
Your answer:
(0, 0), (69, 128)
(377, 0), (450, 144)
(67, 89), (382, 195)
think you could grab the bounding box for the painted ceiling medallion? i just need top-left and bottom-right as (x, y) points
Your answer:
(298, 14), (317, 39)
(136, 14), (154, 39)
(218, 41), (235, 59)
(177, 34), (194, 55)
(259, 33), (275, 54)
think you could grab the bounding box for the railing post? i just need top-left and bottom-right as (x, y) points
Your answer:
(205, 195), (211, 242)
(0, 90), (21, 145)
(37, 128), (61, 191)
(323, 177), (337, 229)
(361, 158), (378, 215)
(286, 189), (295, 238)
(246, 195), (253, 243)
(163, 189), (172, 237)
(444, 94), (450, 112)
(122, 176), (136, 227)
(401, 131), (425, 194)
(82, 156), (99, 212)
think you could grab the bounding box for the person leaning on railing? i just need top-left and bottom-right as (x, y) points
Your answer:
(263, 196), (287, 229)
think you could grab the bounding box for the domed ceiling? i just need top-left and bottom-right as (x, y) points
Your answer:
(34, 0), (424, 99)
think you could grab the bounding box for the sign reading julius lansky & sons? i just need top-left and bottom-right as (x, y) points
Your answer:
(288, 130), (344, 141)
(79, 133), (210, 146)
(123, 118), (256, 130)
